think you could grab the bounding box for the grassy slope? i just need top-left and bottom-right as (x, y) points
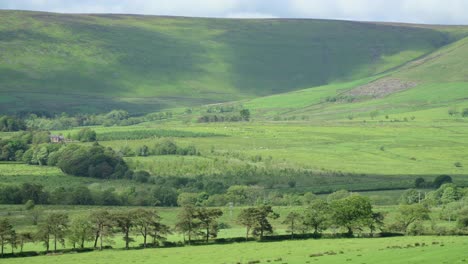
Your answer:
(139, 36), (468, 178)
(245, 36), (468, 120)
(0, 10), (461, 114)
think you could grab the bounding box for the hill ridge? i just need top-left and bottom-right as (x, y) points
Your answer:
(0, 10), (467, 114)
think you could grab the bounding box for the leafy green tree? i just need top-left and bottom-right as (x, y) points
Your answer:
(457, 207), (468, 230)
(303, 199), (330, 235)
(48, 213), (69, 252)
(17, 232), (33, 253)
(394, 204), (430, 234)
(433, 175), (453, 188)
(237, 207), (257, 240)
(414, 177), (426, 188)
(35, 221), (52, 253)
(68, 216), (94, 249)
(368, 212), (385, 236)
(133, 209), (162, 248)
(0, 218), (14, 257)
(330, 195), (373, 236)
(113, 211), (135, 250)
(175, 206), (200, 244)
(282, 211), (303, 239)
(441, 186), (460, 204)
(440, 202), (463, 222)
(153, 139), (177, 155)
(152, 186), (178, 206)
(238, 205), (279, 240)
(301, 192), (317, 205)
(70, 186), (94, 205)
(90, 210), (114, 250)
(240, 109), (251, 121)
(251, 205), (279, 239)
(149, 218), (171, 247)
(57, 144), (130, 179)
(76, 128), (97, 142)
(399, 189), (421, 205)
(196, 207), (223, 243)
(19, 183), (48, 204)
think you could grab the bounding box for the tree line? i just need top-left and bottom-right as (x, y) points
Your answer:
(22, 110), (174, 130)
(197, 109), (250, 123)
(0, 208), (170, 256)
(1, 192), (468, 258)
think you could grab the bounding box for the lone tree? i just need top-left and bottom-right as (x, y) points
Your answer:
(196, 207), (223, 243)
(240, 109), (251, 121)
(303, 199), (330, 236)
(394, 204), (430, 234)
(282, 211), (303, 239)
(0, 218), (14, 257)
(330, 195), (373, 237)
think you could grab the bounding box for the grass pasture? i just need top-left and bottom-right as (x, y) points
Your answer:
(92, 121), (468, 177)
(1, 236), (466, 264)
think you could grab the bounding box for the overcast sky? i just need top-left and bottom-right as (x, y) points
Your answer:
(0, 0), (467, 25)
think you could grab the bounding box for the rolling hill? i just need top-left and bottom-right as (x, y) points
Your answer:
(0, 10), (466, 115)
(245, 35), (468, 121)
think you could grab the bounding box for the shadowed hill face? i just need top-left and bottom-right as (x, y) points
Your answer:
(0, 10), (462, 114)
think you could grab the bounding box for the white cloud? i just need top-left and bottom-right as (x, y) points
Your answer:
(289, 0), (468, 24)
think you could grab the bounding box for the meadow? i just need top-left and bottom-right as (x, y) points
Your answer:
(0, 234), (466, 264)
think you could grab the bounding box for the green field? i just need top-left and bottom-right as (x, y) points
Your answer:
(1, 236), (466, 264)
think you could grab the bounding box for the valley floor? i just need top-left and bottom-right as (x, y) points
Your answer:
(1, 236), (467, 264)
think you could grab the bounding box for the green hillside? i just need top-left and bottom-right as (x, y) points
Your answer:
(0, 10), (463, 114)
(245, 35), (468, 121)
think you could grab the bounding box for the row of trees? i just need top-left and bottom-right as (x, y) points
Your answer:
(24, 110), (174, 130)
(197, 109), (251, 123)
(1, 197), (376, 256)
(119, 139), (199, 157)
(0, 209), (170, 256)
(2, 196), (468, 257)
